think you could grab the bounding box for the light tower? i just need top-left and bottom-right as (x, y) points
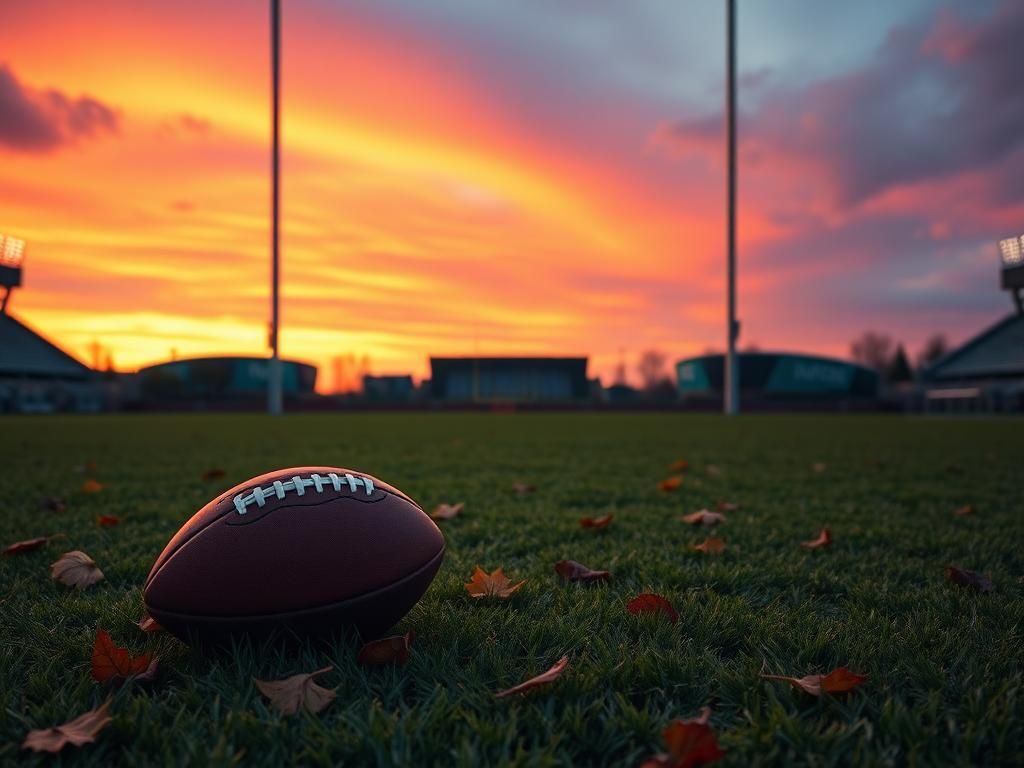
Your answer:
(999, 234), (1024, 315)
(0, 233), (26, 314)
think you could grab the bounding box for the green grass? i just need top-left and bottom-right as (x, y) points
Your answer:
(1, 413), (1022, 767)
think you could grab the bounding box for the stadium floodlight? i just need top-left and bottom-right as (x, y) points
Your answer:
(999, 233), (1024, 315)
(0, 233), (25, 313)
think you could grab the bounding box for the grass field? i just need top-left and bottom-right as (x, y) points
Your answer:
(1, 413), (1022, 767)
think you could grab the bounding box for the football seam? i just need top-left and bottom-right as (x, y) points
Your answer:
(232, 471), (377, 515)
(145, 544), (445, 623)
(143, 485), (410, 591)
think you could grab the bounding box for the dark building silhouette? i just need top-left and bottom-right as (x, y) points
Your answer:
(136, 356), (316, 403)
(362, 374), (416, 402)
(429, 357), (588, 402)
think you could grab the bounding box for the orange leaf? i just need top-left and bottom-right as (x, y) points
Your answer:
(554, 559), (611, 583)
(579, 514), (613, 529)
(669, 459), (689, 473)
(80, 480), (103, 494)
(51, 551), (104, 589)
(91, 629), (154, 683)
(201, 467), (226, 481)
(357, 632), (413, 665)
(694, 537), (726, 554)
(4, 536), (49, 555)
(430, 502), (464, 520)
(22, 700), (112, 753)
(495, 655), (569, 698)
(255, 666), (336, 716)
(627, 593), (678, 624)
(953, 504), (976, 517)
(642, 708), (725, 768)
(96, 515), (119, 527)
(681, 510), (726, 526)
(137, 614), (163, 634)
(464, 566), (525, 599)
(945, 566), (993, 593)
(715, 500), (738, 513)
(658, 476), (683, 492)
(511, 482), (536, 495)
(762, 666), (866, 696)
(800, 528), (832, 549)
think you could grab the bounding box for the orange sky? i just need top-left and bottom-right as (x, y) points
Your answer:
(1, 1), (1018, 390)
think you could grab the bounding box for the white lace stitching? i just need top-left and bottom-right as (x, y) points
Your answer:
(233, 472), (375, 515)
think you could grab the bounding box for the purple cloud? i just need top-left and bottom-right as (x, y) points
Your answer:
(0, 63), (119, 152)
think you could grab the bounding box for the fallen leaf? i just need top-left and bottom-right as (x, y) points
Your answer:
(41, 496), (67, 513)
(953, 504), (976, 517)
(430, 502), (464, 520)
(51, 551), (104, 589)
(495, 655), (569, 698)
(554, 559), (611, 583)
(812, 462), (827, 473)
(358, 632), (413, 665)
(80, 480), (103, 494)
(761, 666), (867, 696)
(641, 707), (725, 768)
(716, 501), (738, 513)
(579, 514), (613, 529)
(91, 629), (154, 684)
(201, 467), (226, 481)
(464, 566), (525, 599)
(511, 482), (536, 495)
(137, 614), (163, 634)
(681, 510), (726, 526)
(22, 700), (112, 753)
(73, 460), (99, 474)
(800, 528), (832, 549)
(255, 666), (336, 716)
(627, 593), (679, 624)
(669, 459), (690, 473)
(945, 566), (993, 593)
(4, 536), (50, 555)
(704, 464), (722, 477)
(694, 537), (726, 554)
(96, 515), (119, 527)
(658, 476), (683, 492)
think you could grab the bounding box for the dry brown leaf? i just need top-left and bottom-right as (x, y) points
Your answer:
(96, 515), (119, 527)
(255, 666), (336, 716)
(694, 537), (726, 554)
(953, 504), (976, 517)
(669, 459), (690, 473)
(761, 666), (867, 696)
(511, 482), (536, 495)
(812, 462), (827, 474)
(22, 700), (112, 753)
(554, 559), (611, 583)
(704, 464), (722, 477)
(494, 655), (569, 698)
(92, 629), (155, 684)
(201, 467), (226, 481)
(627, 593), (679, 623)
(579, 514), (613, 529)
(80, 480), (103, 494)
(4, 536), (50, 555)
(658, 476), (683, 492)
(681, 510), (726, 526)
(357, 632), (413, 665)
(641, 707), (725, 768)
(137, 614), (163, 634)
(430, 502), (464, 520)
(41, 496), (67, 513)
(800, 528), (832, 549)
(464, 566), (525, 599)
(945, 566), (993, 593)
(51, 551), (104, 589)
(716, 500), (738, 513)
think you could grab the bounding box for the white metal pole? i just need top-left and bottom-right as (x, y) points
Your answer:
(724, 0), (739, 415)
(268, 0), (283, 415)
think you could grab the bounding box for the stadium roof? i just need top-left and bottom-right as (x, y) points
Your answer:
(0, 313), (91, 380)
(924, 313), (1024, 381)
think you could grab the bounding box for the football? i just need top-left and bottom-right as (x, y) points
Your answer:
(143, 467), (444, 642)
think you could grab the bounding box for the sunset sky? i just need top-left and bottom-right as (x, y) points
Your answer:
(1, 0), (1022, 389)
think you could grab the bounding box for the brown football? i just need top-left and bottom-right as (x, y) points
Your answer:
(143, 467), (444, 642)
